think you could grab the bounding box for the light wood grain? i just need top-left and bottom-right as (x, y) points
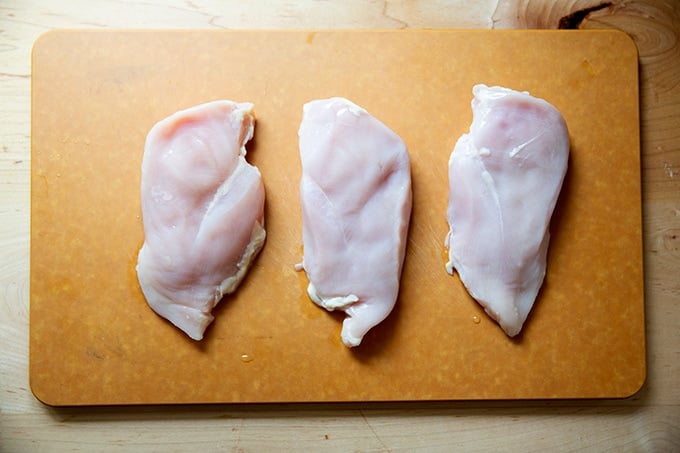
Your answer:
(1, 0), (679, 451)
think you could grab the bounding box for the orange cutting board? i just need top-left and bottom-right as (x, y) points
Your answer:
(30, 30), (644, 405)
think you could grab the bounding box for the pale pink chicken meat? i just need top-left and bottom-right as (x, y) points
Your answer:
(446, 85), (569, 337)
(136, 101), (265, 340)
(298, 97), (412, 347)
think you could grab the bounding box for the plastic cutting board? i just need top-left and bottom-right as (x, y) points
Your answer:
(30, 30), (645, 405)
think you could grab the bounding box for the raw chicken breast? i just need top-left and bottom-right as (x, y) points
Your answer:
(136, 100), (265, 340)
(445, 85), (569, 337)
(298, 97), (412, 347)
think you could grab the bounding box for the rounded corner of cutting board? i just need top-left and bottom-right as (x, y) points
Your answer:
(619, 363), (648, 400)
(28, 371), (61, 408)
(31, 29), (70, 62)
(603, 28), (640, 60)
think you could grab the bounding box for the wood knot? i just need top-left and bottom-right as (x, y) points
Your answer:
(558, 2), (613, 29)
(663, 228), (680, 252)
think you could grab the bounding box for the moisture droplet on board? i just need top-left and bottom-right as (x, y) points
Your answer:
(240, 353), (254, 363)
(472, 315), (481, 324)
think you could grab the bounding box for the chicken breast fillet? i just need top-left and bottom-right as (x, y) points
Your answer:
(136, 100), (265, 340)
(446, 85), (569, 337)
(298, 98), (412, 347)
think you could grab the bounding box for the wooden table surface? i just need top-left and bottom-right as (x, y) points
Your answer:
(1, 1), (678, 451)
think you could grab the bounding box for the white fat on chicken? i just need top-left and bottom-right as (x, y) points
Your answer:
(136, 100), (265, 340)
(446, 85), (569, 337)
(298, 97), (412, 347)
